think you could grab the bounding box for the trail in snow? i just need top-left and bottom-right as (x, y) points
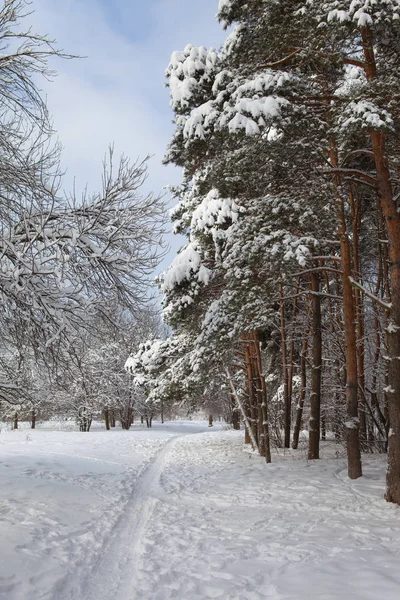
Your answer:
(54, 435), (180, 600)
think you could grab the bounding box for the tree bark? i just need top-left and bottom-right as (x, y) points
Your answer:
(253, 331), (272, 463)
(245, 343), (259, 447)
(225, 367), (259, 453)
(31, 409), (36, 430)
(292, 336), (308, 450)
(279, 284), (290, 448)
(321, 412), (326, 441)
(231, 392), (241, 430)
(349, 188), (367, 447)
(308, 273), (322, 460)
(104, 408), (110, 431)
(329, 142), (362, 479)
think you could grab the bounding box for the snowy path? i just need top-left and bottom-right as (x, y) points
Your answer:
(55, 434), (181, 600)
(1, 425), (400, 599)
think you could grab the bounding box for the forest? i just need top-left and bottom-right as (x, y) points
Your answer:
(126, 0), (400, 506)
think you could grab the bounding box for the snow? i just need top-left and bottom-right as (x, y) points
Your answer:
(305, 0), (400, 27)
(166, 45), (218, 112)
(340, 100), (394, 132)
(161, 242), (211, 292)
(1, 424), (400, 599)
(190, 189), (240, 238)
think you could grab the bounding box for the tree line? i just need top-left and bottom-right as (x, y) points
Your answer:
(127, 0), (400, 505)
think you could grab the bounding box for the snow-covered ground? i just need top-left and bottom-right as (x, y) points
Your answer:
(0, 422), (399, 599)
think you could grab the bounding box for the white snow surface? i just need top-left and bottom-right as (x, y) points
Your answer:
(1, 422), (400, 599)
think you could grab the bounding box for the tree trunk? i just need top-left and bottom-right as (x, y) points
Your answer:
(292, 336), (308, 450)
(321, 412), (326, 441)
(279, 284), (290, 448)
(225, 367), (259, 453)
(31, 409), (36, 430)
(208, 414), (214, 427)
(340, 212), (362, 478)
(231, 392), (241, 430)
(308, 273), (322, 460)
(349, 189), (367, 448)
(329, 142), (362, 479)
(244, 424), (250, 445)
(245, 343), (259, 447)
(104, 408), (110, 431)
(253, 331), (272, 463)
(13, 412), (18, 430)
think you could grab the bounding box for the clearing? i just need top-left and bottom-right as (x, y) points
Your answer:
(0, 422), (399, 599)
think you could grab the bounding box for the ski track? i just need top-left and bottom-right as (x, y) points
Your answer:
(52, 434), (181, 600)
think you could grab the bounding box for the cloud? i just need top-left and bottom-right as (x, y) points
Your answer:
(26, 0), (226, 269)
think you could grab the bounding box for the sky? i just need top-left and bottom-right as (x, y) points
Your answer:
(27, 0), (227, 271)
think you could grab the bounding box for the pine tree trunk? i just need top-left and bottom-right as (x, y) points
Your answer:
(279, 284), (290, 447)
(321, 412), (326, 441)
(253, 332), (271, 463)
(340, 215), (362, 478)
(244, 426), (250, 444)
(231, 391), (241, 430)
(245, 344), (259, 448)
(104, 408), (110, 431)
(292, 336), (308, 450)
(329, 142), (362, 479)
(308, 273), (322, 460)
(350, 189), (367, 448)
(225, 367), (259, 452)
